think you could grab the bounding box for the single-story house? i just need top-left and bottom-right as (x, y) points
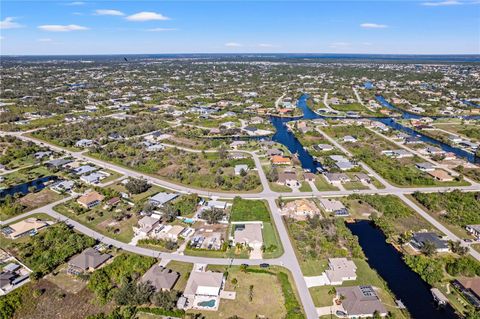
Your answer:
(234, 223), (263, 249)
(77, 191), (105, 209)
(354, 173), (371, 183)
(73, 165), (97, 175)
(234, 164), (249, 175)
(381, 149), (413, 158)
(140, 265), (179, 291)
(206, 200), (228, 210)
(410, 232), (450, 253)
(452, 277), (480, 308)
(415, 162), (436, 172)
(2, 218), (49, 239)
(67, 248), (111, 274)
(135, 216), (160, 236)
(46, 158), (73, 168)
(336, 286), (388, 318)
(319, 198), (346, 213)
(270, 155), (292, 165)
(149, 192), (179, 207)
(466, 225), (480, 240)
(314, 144), (334, 152)
(50, 180), (75, 193)
(75, 139), (94, 148)
(324, 172), (350, 185)
(277, 171), (299, 186)
(80, 172), (106, 185)
(428, 169), (454, 182)
(325, 258), (357, 285)
(343, 135), (357, 143)
(182, 271), (225, 310)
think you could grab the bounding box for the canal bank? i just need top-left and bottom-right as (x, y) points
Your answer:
(347, 220), (459, 319)
(0, 175), (57, 199)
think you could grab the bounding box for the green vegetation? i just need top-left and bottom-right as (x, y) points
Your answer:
(230, 197), (270, 222)
(412, 190), (480, 226)
(277, 271), (305, 319)
(287, 216), (364, 276)
(87, 254), (156, 303)
(0, 285), (27, 319)
(12, 223), (95, 277)
(169, 193), (199, 216)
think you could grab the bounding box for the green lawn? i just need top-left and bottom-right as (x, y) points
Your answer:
(165, 260), (192, 291)
(230, 198), (271, 222)
(343, 181), (369, 190)
(262, 221), (284, 259)
(299, 181), (312, 192)
(314, 175), (339, 191)
(269, 182), (293, 192)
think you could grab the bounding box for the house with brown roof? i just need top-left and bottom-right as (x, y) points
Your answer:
(77, 191), (105, 209)
(270, 155), (292, 165)
(2, 218), (50, 239)
(453, 277), (480, 308)
(428, 169), (454, 182)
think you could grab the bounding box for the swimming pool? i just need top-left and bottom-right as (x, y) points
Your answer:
(183, 218), (195, 224)
(198, 299), (216, 308)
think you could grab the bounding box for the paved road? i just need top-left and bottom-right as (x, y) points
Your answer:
(3, 129), (480, 318)
(352, 87), (374, 112)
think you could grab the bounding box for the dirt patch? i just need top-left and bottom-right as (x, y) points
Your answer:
(13, 280), (114, 319)
(19, 189), (63, 211)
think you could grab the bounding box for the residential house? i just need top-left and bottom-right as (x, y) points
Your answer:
(428, 169), (454, 182)
(140, 265), (179, 291)
(329, 155), (356, 171)
(336, 286), (388, 318)
(325, 258), (357, 285)
(2, 218), (50, 239)
(343, 135), (357, 143)
(466, 225), (480, 240)
(77, 191), (105, 209)
(270, 155), (292, 165)
(324, 172), (350, 185)
(453, 277), (480, 308)
(149, 192), (179, 207)
(181, 271), (225, 310)
(234, 164), (249, 175)
(67, 248), (111, 274)
(234, 223), (263, 249)
(381, 149), (413, 159)
(319, 198), (349, 216)
(75, 139), (94, 148)
(410, 232), (450, 253)
(415, 162), (436, 172)
(73, 165), (97, 175)
(277, 171), (299, 187)
(313, 144), (334, 152)
(135, 216), (160, 236)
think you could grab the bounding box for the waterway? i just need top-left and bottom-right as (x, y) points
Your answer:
(0, 175), (57, 199)
(347, 221), (459, 319)
(269, 94), (479, 166)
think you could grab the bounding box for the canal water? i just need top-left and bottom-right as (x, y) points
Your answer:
(348, 221), (459, 319)
(0, 175), (57, 199)
(269, 94), (479, 166)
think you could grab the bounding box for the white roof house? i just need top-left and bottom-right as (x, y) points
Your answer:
(319, 198), (345, 212)
(234, 223), (263, 248)
(234, 164), (249, 175)
(149, 192), (179, 207)
(325, 258), (357, 285)
(184, 271), (224, 298)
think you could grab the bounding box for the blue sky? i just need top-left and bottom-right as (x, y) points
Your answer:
(1, 0), (479, 55)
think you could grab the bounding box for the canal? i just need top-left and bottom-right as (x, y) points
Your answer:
(0, 175), (57, 199)
(348, 221), (459, 319)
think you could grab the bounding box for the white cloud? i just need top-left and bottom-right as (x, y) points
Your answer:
(225, 42), (242, 47)
(94, 9), (125, 16)
(126, 12), (170, 21)
(258, 43), (275, 48)
(360, 23), (388, 29)
(421, 0), (462, 6)
(38, 24), (89, 32)
(66, 1), (85, 5)
(146, 28), (177, 32)
(329, 42), (350, 48)
(0, 36), (4, 40)
(37, 38), (53, 42)
(0, 17), (24, 29)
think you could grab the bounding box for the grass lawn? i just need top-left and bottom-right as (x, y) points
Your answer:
(99, 169), (123, 184)
(45, 264), (87, 294)
(18, 188), (64, 209)
(53, 201), (137, 243)
(299, 181), (312, 192)
(108, 183), (168, 203)
(165, 260), (193, 291)
(343, 181), (369, 190)
(269, 182), (292, 192)
(0, 166), (53, 188)
(230, 198), (270, 222)
(198, 266), (304, 319)
(262, 221), (284, 259)
(184, 246), (250, 259)
(314, 175), (339, 191)
(331, 103), (366, 112)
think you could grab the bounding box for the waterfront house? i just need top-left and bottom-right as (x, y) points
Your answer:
(336, 286), (388, 318)
(410, 232), (450, 253)
(324, 172), (350, 185)
(270, 155), (292, 165)
(325, 258), (357, 285)
(452, 277), (480, 308)
(318, 198), (348, 216)
(277, 171), (299, 187)
(313, 144), (334, 152)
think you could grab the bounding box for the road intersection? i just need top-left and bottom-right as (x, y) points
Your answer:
(1, 129), (479, 319)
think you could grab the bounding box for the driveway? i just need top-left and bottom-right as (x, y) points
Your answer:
(304, 273), (330, 287)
